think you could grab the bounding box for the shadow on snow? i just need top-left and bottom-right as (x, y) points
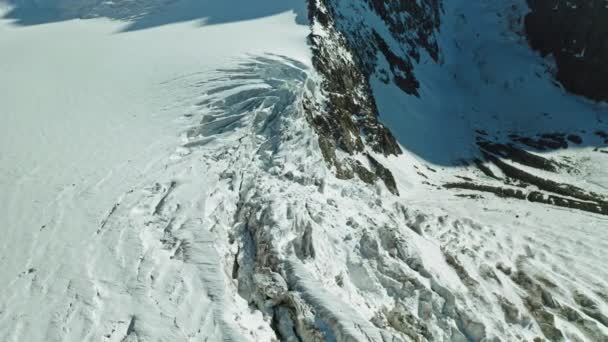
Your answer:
(1, 0), (308, 30)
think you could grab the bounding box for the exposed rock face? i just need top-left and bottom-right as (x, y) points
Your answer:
(324, 0), (441, 96)
(304, 0), (443, 195)
(525, 0), (608, 101)
(305, 0), (402, 194)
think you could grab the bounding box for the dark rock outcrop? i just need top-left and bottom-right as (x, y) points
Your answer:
(321, 0), (441, 97)
(304, 0), (443, 195)
(305, 0), (404, 194)
(525, 0), (608, 101)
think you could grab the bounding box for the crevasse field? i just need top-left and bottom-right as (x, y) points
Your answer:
(0, 2), (310, 340)
(1, 0), (607, 341)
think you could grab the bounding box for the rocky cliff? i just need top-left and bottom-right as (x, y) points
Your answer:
(525, 0), (608, 101)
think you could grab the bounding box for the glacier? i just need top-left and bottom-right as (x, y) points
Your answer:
(0, 0), (607, 341)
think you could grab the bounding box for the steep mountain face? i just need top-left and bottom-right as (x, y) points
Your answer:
(320, 0), (441, 97)
(1, 0), (607, 342)
(304, 0), (608, 341)
(304, 0), (402, 195)
(525, 0), (608, 101)
(308, 0), (608, 211)
(303, 0), (444, 195)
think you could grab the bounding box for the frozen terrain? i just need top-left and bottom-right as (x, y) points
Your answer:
(1, 0), (607, 341)
(0, 2), (310, 340)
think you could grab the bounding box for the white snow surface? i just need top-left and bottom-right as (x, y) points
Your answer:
(0, 2), (310, 340)
(1, 0), (608, 341)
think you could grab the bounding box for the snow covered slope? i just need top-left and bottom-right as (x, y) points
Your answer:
(1, 0), (607, 341)
(302, 0), (608, 340)
(0, 2), (311, 340)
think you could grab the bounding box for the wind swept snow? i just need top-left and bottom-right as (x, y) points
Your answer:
(0, 4), (310, 341)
